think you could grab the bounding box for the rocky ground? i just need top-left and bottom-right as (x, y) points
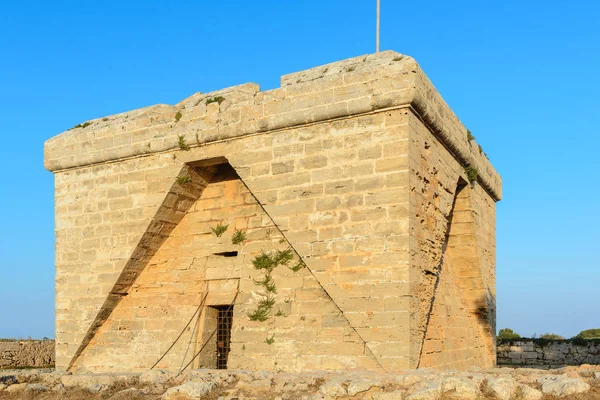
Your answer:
(0, 365), (599, 400)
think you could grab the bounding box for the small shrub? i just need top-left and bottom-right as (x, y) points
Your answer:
(69, 121), (93, 130)
(177, 135), (190, 151)
(467, 129), (476, 141)
(102, 117), (109, 122)
(539, 333), (565, 340)
(231, 229), (247, 245)
(498, 328), (521, 340)
(253, 273), (277, 293)
(174, 111), (182, 122)
(346, 66), (355, 72)
(176, 175), (191, 185)
(210, 223), (229, 237)
(478, 144), (483, 154)
(265, 335), (275, 345)
(465, 166), (478, 183)
(258, 295), (276, 309)
(206, 96), (225, 105)
(576, 329), (600, 339)
(252, 249), (293, 272)
(247, 307), (270, 322)
(393, 56), (403, 61)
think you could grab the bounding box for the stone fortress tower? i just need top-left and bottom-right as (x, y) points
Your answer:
(44, 51), (501, 373)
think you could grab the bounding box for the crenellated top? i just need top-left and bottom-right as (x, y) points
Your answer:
(44, 50), (501, 200)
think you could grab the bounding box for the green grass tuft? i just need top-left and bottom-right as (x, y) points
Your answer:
(177, 134), (190, 151)
(467, 129), (475, 141)
(465, 166), (478, 183)
(174, 111), (182, 122)
(275, 309), (288, 317)
(206, 96), (225, 105)
(210, 223), (229, 237)
(231, 229), (247, 245)
(289, 260), (306, 272)
(247, 307), (270, 322)
(176, 175), (191, 185)
(265, 334), (275, 345)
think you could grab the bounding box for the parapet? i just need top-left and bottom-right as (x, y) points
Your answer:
(44, 50), (501, 200)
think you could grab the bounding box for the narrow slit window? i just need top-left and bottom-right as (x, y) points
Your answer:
(213, 251), (238, 257)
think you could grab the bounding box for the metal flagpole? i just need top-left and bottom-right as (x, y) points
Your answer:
(376, 0), (380, 52)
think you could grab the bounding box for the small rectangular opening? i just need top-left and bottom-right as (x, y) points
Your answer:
(213, 251), (238, 257)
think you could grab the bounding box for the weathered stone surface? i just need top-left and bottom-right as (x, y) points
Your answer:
(347, 377), (377, 396)
(0, 374), (17, 386)
(538, 375), (591, 396)
(4, 383), (28, 392)
(485, 376), (516, 400)
(372, 391), (406, 400)
(0, 368), (597, 399)
(517, 384), (543, 400)
(60, 373), (136, 392)
(25, 383), (49, 392)
(319, 379), (347, 397)
(162, 381), (216, 399)
(109, 387), (143, 400)
(442, 376), (480, 399)
(139, 369), (173, 386)
(406, 380), (442, 400)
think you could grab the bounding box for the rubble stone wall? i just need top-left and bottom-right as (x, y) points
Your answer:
(0, 340), (54, 369)
(497, 340), (600, 367)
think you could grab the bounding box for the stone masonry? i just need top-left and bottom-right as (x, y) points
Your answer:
(498, 340), (600, 367)
(44, 51), (502, 373)
(0, 340), (55, 369)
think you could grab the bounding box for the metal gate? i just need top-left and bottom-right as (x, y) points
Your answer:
(214, 305), (233, 369)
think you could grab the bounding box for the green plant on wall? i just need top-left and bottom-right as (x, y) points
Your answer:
(247, 247), (304, 322)
(176, 175), (191, 185)
(210, 223), (229, 237)
(265, 334), (275, 345)
(205, 96), (225, 105)
(69, 121), (92, 130)
(467, 129), (475, 141)
(231, 229), (247, 245)
(465, 166), (478, 183)
(178, 135), (190, 151)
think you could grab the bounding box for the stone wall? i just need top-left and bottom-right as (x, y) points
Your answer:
(0, 340), (54, 369)
(497, 340), (600, 367)
(44, 50), (501, 373)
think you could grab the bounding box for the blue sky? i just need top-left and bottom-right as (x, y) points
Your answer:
(0, 1), (598, 340)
